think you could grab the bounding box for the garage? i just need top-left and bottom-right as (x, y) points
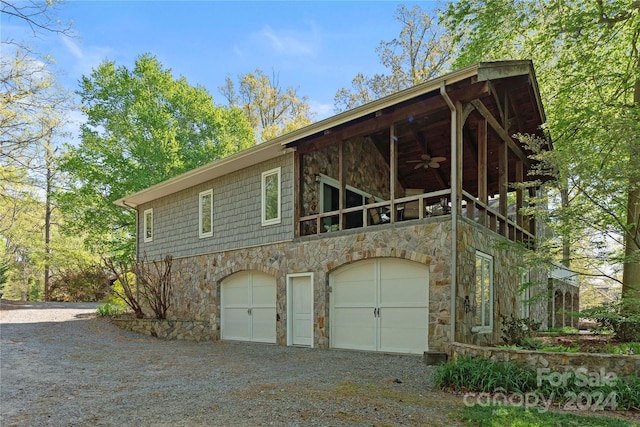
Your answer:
(221, 271), (276, 343)
(330, 259), (429, 354)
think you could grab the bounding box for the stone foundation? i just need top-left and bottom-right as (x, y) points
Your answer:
(446, 342), (640, 377)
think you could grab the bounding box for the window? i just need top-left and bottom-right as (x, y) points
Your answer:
(143, 208), (153, 242)
(199, 189), (213, 238)
(473, 251), (493, 333)
(319, 174), (370, 230)
(261, 168), (281, 226)
(518, 269), (530, 319)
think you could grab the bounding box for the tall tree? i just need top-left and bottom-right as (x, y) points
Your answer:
(334, 4), (453, 112)
(442, 0), (640, 298)
(58, 54), (255, 258)
(219, 68), (314, 143)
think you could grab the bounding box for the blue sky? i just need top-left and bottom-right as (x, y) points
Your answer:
(3, 1), (441, 122)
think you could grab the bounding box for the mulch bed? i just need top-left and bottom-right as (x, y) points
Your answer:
(537, 333), (627, 353)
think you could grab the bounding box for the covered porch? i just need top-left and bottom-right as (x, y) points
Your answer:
(286, 61), (549, 246)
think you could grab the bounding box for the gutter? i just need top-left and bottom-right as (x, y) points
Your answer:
(440, 82), (457, 346)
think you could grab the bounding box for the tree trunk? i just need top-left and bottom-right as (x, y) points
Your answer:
(621, 66), (640, 300)
(44, 144), (53, 301)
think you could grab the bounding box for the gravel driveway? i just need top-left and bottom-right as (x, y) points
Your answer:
(0, 301), (464, 426)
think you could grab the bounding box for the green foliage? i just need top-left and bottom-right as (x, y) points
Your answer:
(96, 303), (125, 317)
(49, 263), (111, 302)
(460, 405), (635, 427)
(219, 68), (314, 142)
(103, 257), (145, 318)
(434, 355), (537, 394)
(441, 0), (640, 295)
(580, 298), (640, 342)
(436, 356), (640, 411)
(500, 314), (541, 346)
(605, 342), (640, 355)
(58, 54), (255, 258)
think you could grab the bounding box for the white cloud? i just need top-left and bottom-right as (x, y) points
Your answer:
(309, 99), (334, 121)
(61, 36), (83, 59)
(257, 25), (316, 56)
(59, 34), (113, 77)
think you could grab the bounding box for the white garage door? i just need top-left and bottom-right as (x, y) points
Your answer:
(221, 271), (276, 343)
(330, 259), (429, 354)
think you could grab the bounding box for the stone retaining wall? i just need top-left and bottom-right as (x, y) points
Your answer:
(446, 342), (640, 377)
(111, 318), (214, 342)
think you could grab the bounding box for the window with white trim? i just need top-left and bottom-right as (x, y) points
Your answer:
(143, 208), (153, 242)
(199, 189), (213, 238)
(261, 168), (281, 226)
(473, 251), (493, 333)
(518, 269), (531, 319)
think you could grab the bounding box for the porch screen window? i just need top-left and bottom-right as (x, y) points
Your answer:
(143, 208), (153, 242)
(473, 251), (493, 332)
(199, 189), (213, 238)
(262, 167), (281, 226)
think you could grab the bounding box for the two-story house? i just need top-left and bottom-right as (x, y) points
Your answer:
(115, 60), (552, 354)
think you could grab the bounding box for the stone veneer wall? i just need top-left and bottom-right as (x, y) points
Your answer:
(455, 218), (546, 346)
(301, 137), (392, 219)
(447, 342), (640, 377)
(166, 219), (453, 351)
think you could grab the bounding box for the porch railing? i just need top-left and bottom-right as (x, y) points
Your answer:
(461, 190), (534, 246)
(298, 189), (452, 237)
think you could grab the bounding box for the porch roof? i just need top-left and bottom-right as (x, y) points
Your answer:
(115, 60), (547, 208)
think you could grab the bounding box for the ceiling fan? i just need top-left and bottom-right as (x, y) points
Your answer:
(407, 153), (447, 169)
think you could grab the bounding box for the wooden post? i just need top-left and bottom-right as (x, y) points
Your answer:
(478, 119), (488, 226)
(293, 151), (301, 237)
(338, 139), (344, 230)
(390, 124), (397, 222)
(515, 159), (523, 238)
(498, 140), (508, 237)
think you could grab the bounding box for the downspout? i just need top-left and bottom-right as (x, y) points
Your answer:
(440, 82), (457, 345)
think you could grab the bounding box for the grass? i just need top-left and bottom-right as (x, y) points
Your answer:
(461, 405), (638, 427)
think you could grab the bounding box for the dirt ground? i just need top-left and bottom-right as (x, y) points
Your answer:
(1, 301), (637, 426)
(0, 300), (465, 426)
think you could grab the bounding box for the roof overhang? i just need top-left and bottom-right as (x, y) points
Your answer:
(114, 139), (289, 208)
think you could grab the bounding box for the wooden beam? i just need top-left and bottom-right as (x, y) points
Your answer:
(390, 123), (398, 222)
(296, 81), (491, 154)
(470, 99), (530, 167)
(478, 119), (488, 227)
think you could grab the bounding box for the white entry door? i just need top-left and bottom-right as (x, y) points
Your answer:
(221, 271), (276, 343)
(330, 259), (429, 354)
(287, 274), (314, 347)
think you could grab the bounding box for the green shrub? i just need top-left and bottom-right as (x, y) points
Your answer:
(433, 355), (537, 393)
(500, 314), (542, 345)
(96, 303), (123, 317)
(580, 298), (640, 342)
(521, 336), (545, 350)
(605, 342), (640, 355)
